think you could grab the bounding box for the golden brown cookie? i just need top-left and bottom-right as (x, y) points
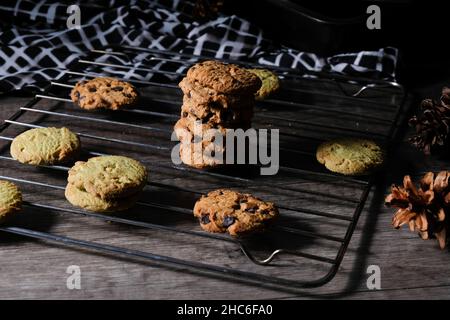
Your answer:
(65, 183), (140, 213)
(67, 156), (147, 200)
(316, 138), (384, 175)
(185, 60), (261, 95)
(174, 116), (227, 142)
(179, 77), (255, 109)
(70, 77), (138, 110)
(193, 189), (279, 236)
(247, 68), (280, 100)
(0, 180), (22, 223)
(174, 117), (227, 169)
(10, 127), (80, 165)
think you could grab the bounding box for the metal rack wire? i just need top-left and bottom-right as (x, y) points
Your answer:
(0, 46), (407, 290)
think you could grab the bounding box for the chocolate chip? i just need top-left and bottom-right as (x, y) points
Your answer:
(221, 110), (234, 122)
(124, 93), (132, 98)
(211, 136), (215, 142)
(211, 150), (215, 157)
(74, 91), (80, 99)
(222, 216), (235, 227)
(231, 203), (240, 210)
(200, 215), (210, 224)
(245, 207), (257, 214)
(210, 101), (222, 109)
(112, 86), (123, 91)
(239, 198), (248, 204)
(88, 87), (97, 92)
(260, 209), (269, 215)
(204, 112), (214, 121)
(182, 112), (188, 117)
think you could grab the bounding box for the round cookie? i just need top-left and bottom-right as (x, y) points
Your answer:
(193, 189), (279, 236)
(174, 117), (227, 169)
(10, 127), (80, 165)
(179, 77), (255, 109)
(70, 77), (138, 110)
(186, 61), (262, 95)
(67, 156), (147, 200)
(316, 138), (384, 175)
(0, 180), (22, 223)
(246, 68), (280, 100)
(65, 183), (140, 213)
(178, 142), (224, 169)
(174, 117), (227, 142)
(181, 101), (253, 128)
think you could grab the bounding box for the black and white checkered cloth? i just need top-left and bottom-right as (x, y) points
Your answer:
(0, 0), (399, 93)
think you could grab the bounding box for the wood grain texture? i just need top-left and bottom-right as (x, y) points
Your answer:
(0, 77), (448, 300)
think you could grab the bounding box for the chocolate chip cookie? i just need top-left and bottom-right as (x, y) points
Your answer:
(181, 101), (253, 128)
(70, 77), (138, 110)
(186, 60), (262, 95)
(179, 77), (255, 109)
(0, 180), (22, 223)
(193, 189), (279, 236)
(10, 127), (80, 165)
(316, 138), (385, 175)
(174, 117), (227, 169)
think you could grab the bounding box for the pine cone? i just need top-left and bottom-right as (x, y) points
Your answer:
(385, 171), (450, 249)
(409, 87), (450, 154)
(193, 0), (224, 19)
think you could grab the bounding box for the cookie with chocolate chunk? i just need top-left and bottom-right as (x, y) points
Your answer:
(70, 77), (138, 110)
(174, 117), (227, 169)
(193, 189), (279, 236)
(181, 99), (253, 128)
(179, 77), (255, 109)
(186, 60), (261, 95)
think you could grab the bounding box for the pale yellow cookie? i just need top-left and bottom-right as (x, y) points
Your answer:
(10, 127), (80, 165)
(0, 180), (22, 223)
(65, 183), (140, 213)
(316, 138), (384, 175)
(246, 68), (280, 100)
(67, 156), (147, 200)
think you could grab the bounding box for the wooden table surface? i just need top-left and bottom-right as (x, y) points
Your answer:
(0, 82), (449, 300)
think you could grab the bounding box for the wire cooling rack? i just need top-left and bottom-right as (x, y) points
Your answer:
(0, 46), (407, 290)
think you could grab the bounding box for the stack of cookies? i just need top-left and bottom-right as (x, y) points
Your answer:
(65, 155), (147, 212)
(174, 60), (261, 168)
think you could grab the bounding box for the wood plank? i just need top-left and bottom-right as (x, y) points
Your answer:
(0, 76), (448, 300)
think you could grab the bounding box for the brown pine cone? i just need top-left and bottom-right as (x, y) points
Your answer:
(409, 87), (450, 154)
(385, 171), (450, 249)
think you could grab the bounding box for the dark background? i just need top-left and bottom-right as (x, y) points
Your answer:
(222, 0), (449, 97)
